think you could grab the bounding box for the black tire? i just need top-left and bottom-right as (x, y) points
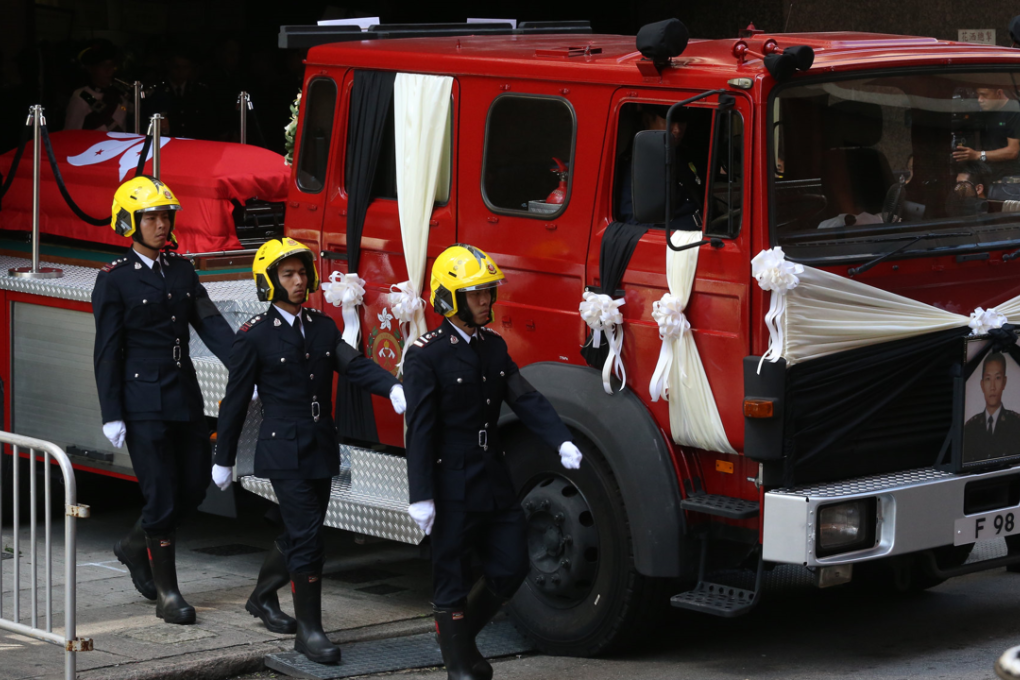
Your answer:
(504, 427), (669, 657)
(856, 545), (973, 594)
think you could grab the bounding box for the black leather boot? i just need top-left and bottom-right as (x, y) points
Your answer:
(291, 573), (341, 664)
(146, 533), (196, 624)
(245, 541), (297, 634)
(435, 607), (486, 680)
(463, 579), (507, 680)
(114, 517), (156, 601)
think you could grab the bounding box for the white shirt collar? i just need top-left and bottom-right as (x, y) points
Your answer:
(987, 405), (1002, 424)
(449, 321), (476, 344)
(133, 249), (164, 275)
(273, 305), (307, 337)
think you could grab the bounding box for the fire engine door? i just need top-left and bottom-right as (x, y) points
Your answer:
(587, 88), (753, 453)
(457, 81), (613, 369)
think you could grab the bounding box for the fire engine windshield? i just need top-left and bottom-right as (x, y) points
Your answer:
(772, 71), (1020, 263)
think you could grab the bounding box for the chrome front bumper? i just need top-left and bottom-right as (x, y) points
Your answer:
(763, 465), (1020, 566)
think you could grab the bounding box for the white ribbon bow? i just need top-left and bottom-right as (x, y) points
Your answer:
(751, 247), (804, 373)
(322, 271), (366, 347)
(387, 280), (426, 372)
(579, 291), (626, 394)
(649, 293), (691, 402)
(969, 306), (1008, 336)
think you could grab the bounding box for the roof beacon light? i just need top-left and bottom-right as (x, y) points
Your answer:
(636, 18), (689, 74)
(732, 39), (814, 82)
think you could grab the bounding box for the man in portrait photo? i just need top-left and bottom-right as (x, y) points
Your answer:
(964, 352), (1020, 462)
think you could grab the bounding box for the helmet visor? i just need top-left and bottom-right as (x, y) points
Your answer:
(460, 279), (503, 293)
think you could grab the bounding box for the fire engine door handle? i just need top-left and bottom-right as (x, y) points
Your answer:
(501, 317), (512, 328)
(525, 320), (535, 331)
(429, 219), (439, 227)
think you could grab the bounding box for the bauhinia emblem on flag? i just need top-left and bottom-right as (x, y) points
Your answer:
(65, 132), (171, 180)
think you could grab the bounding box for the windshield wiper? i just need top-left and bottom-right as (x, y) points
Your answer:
(847, 231), (972, 277)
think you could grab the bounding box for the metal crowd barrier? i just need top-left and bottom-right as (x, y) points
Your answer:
(1, 432), (91, 680)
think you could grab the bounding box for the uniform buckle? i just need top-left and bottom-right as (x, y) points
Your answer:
(478, 429), (488, 451)
(311, 401), (320, 422)
(172, 345), (181, 362)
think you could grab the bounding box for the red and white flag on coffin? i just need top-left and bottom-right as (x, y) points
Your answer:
(0, 130), (289, 253)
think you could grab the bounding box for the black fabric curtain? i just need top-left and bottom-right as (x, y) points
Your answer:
(782, 326), (969, 486)
(580, 221), (648, 369)
(335, 70), (396, 443)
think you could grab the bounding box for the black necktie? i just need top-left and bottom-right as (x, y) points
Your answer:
(293, 315), (303, 339)
(152, 260), (161, 277)
(989, 414), (995, 434)
(470, 335), (482, 360)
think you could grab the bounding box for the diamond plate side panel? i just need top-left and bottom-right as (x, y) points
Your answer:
(240, 446), (423, 545)
(0, 255), (99, 302)
(233, 400), (263, 478)
(194, 356), (230, 417)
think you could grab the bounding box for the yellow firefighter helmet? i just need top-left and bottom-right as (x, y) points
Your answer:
(429, 244), (504, 321)
(252, 237), (320, 303)
(110, 175), (181, 240)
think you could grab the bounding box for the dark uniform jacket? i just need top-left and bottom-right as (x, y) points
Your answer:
(964, 407), (1020, 461)
(92, 248), (233, 423)
(214, 305), (399, 480)
(403, 319), (572, 511)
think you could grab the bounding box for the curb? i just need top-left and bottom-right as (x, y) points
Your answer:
(76, 617), (435, 680)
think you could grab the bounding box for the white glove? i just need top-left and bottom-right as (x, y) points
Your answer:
(559, 441), (582, 470)
(408, 499), (436, 535)
(103, 421), (126, 449)
(251, 385), (259, 402)
(212, 464), (233, 491)
(389, 384), (406, 415)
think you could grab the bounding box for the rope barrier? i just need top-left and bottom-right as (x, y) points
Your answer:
(39, 125), (110, 226)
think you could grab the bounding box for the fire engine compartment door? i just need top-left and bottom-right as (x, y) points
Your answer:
(11, 301), (133, 474)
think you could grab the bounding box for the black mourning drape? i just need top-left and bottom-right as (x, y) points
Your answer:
(782, 326), (968, 486)
(335, 70), (396, 443)
(580, 221), (648, 369)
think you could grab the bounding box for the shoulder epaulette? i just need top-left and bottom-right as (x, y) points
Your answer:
(966, 412), (985, 425)
(240, 313), (267, 333)
(304, 307), (325, 316)
(100, 257), (130, 273)
(481, 326), (502, 338)
(412, 327), (445, 349)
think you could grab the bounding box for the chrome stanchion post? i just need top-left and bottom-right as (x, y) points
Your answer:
(9, 106), (63, 279)
(133, 81), (143, 134)
(148, 113), (163, 179)
(238, 91), (250, 144)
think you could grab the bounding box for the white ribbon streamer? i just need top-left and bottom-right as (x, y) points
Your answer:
(322, 271), (366, 347)
(751, 247), (804, 373)
(969, 306), (1007, 336)
(649, 293), (690, 402)
(579, 291), (626, 394)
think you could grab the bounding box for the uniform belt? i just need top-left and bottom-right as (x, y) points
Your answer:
(125, 349), (190, 361)
(440, 429), (492, 451)
(263, 402), (327, 422)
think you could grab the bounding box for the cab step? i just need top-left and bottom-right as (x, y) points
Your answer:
(670, 581), (758, 618)
(671, 538), (763, 618)
(679, 493), (759, 519)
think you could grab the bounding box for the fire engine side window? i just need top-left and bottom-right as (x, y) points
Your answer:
(482, 95), (575, 218)
(296, 78), (337, 194)
(704, 109), (744, 238)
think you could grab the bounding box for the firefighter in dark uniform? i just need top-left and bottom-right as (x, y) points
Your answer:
(212, 237), (405, 664)
(93, 176), (235, 625)
(403, 244), (583, 680)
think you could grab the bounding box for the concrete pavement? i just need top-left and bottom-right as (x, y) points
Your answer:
(0, 474), (434, 680)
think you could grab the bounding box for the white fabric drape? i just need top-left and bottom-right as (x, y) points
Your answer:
(658, 230), (736, 453)
(579, 291), (626, 394)
(753, 247), (1020, 366)
(387, 73), (453, 372)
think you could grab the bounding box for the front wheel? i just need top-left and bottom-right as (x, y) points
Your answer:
(504, 428), (667, 657)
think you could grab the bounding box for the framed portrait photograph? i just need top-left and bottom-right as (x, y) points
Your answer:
(961, 335), (1020, 468)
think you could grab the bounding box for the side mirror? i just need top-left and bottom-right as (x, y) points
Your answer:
(631, 130), (667, 224)
(1011, 15), (1020, 46)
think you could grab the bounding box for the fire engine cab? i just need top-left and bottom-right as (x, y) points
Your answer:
(5, 17), (1020, 657)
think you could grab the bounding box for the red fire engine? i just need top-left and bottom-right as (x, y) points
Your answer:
(5, 17), (1020, 658)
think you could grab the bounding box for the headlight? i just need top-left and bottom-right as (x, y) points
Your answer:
(817, 499), (877, 557)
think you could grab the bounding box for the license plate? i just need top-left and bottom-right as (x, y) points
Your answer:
(954, 509), (1020, 546)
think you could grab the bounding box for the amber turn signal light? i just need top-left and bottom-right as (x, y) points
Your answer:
(743, 399), (774, 418)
